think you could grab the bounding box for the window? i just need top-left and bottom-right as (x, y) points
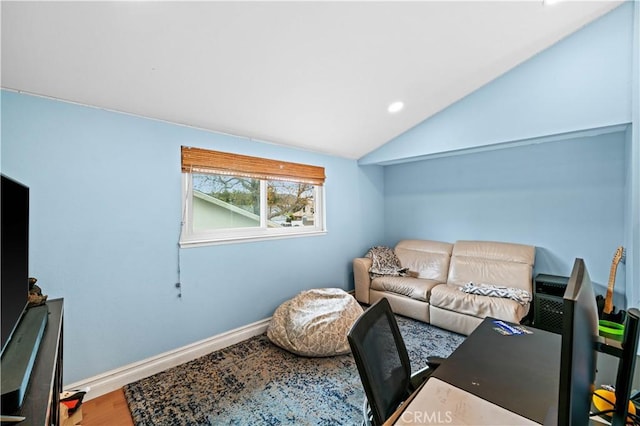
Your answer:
(180, 146), (326, 246)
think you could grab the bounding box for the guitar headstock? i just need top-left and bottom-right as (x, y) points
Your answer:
(613, 246), (625, 265)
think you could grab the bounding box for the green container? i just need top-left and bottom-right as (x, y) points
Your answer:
(599, 320), (625, 341)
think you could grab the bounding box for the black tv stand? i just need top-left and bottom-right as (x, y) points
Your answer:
(0, 299), (64, 425)
(1, 305), (48, 412)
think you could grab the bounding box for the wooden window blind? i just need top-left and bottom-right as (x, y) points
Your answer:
(181, 146), (326, 185)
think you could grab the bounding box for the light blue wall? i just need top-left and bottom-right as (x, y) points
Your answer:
(383, 131), (627, 307)
(627, 0), (640, 311)
(360, 2), (633, 165)
(366, 2), (637, 310)
(0, 90), (385, 384)
(626, 124), (639, 310)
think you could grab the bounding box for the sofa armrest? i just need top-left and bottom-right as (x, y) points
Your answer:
(353, 257), (372, 304)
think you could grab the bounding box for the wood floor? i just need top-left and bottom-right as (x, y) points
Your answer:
(79, 389), (134, 426)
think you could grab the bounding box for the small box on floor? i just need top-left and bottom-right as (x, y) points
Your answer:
(60, 403), (82, 426)
(60, 389), (86, 426)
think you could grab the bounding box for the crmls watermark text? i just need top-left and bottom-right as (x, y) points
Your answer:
(400, 410), (453, 424)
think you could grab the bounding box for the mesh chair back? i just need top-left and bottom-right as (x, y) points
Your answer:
(348, 298), (412, 425)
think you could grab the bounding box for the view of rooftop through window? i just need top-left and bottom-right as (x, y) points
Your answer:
(192, 173), (315, 228)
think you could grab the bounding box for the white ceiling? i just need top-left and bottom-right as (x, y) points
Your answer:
(1, 1), (623, 159)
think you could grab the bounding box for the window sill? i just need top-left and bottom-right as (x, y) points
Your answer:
(179, 230), (327, 248)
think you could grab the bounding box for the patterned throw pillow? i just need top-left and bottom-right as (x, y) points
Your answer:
(460, 282), (532, 305)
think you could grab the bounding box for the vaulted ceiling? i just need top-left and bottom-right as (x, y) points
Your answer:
(1, 1), (623, 159)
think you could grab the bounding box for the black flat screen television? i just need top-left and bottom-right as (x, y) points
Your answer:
(1, 174), (30, 355)
(557, 257), (599, 426)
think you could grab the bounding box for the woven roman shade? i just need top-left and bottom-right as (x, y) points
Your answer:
(181, 146), (326, 185)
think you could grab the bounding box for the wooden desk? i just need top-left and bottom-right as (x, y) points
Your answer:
(390, 318), (561, 425)
(394, 378), (539, 425)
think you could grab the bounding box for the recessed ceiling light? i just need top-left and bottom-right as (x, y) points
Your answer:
(387, 101), (404, 114)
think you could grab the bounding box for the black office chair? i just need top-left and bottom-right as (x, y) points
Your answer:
(347, 298), (443, 426)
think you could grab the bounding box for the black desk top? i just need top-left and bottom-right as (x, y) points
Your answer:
(432, 318), (561, 424)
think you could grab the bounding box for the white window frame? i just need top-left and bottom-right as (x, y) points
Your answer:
(179, 173), (326, 247)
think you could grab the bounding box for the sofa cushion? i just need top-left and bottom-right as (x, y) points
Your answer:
(371, 276), (442, 302)
(430, 284), (528, 323)
(395, 240), (453, 282)
(447, 240), (535, 292)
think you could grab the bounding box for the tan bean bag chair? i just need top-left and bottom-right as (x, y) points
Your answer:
(267, 288), (364, 357)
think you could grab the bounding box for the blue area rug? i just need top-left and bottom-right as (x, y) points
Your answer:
(124, 315), (465, 425)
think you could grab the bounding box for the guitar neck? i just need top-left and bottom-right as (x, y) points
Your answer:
(604, 247), (623, 315)
(603, 265), (616, 314)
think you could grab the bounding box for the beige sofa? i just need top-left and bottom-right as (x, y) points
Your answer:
(353, 239), (535, 335)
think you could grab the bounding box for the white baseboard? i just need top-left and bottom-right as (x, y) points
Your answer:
(66, 317), (271, 401)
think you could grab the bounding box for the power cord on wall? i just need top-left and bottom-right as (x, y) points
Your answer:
(175, 174), (190, 300)
(176, 220), (183, 299)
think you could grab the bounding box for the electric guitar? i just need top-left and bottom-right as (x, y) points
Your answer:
(596, 246), (626, 324)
